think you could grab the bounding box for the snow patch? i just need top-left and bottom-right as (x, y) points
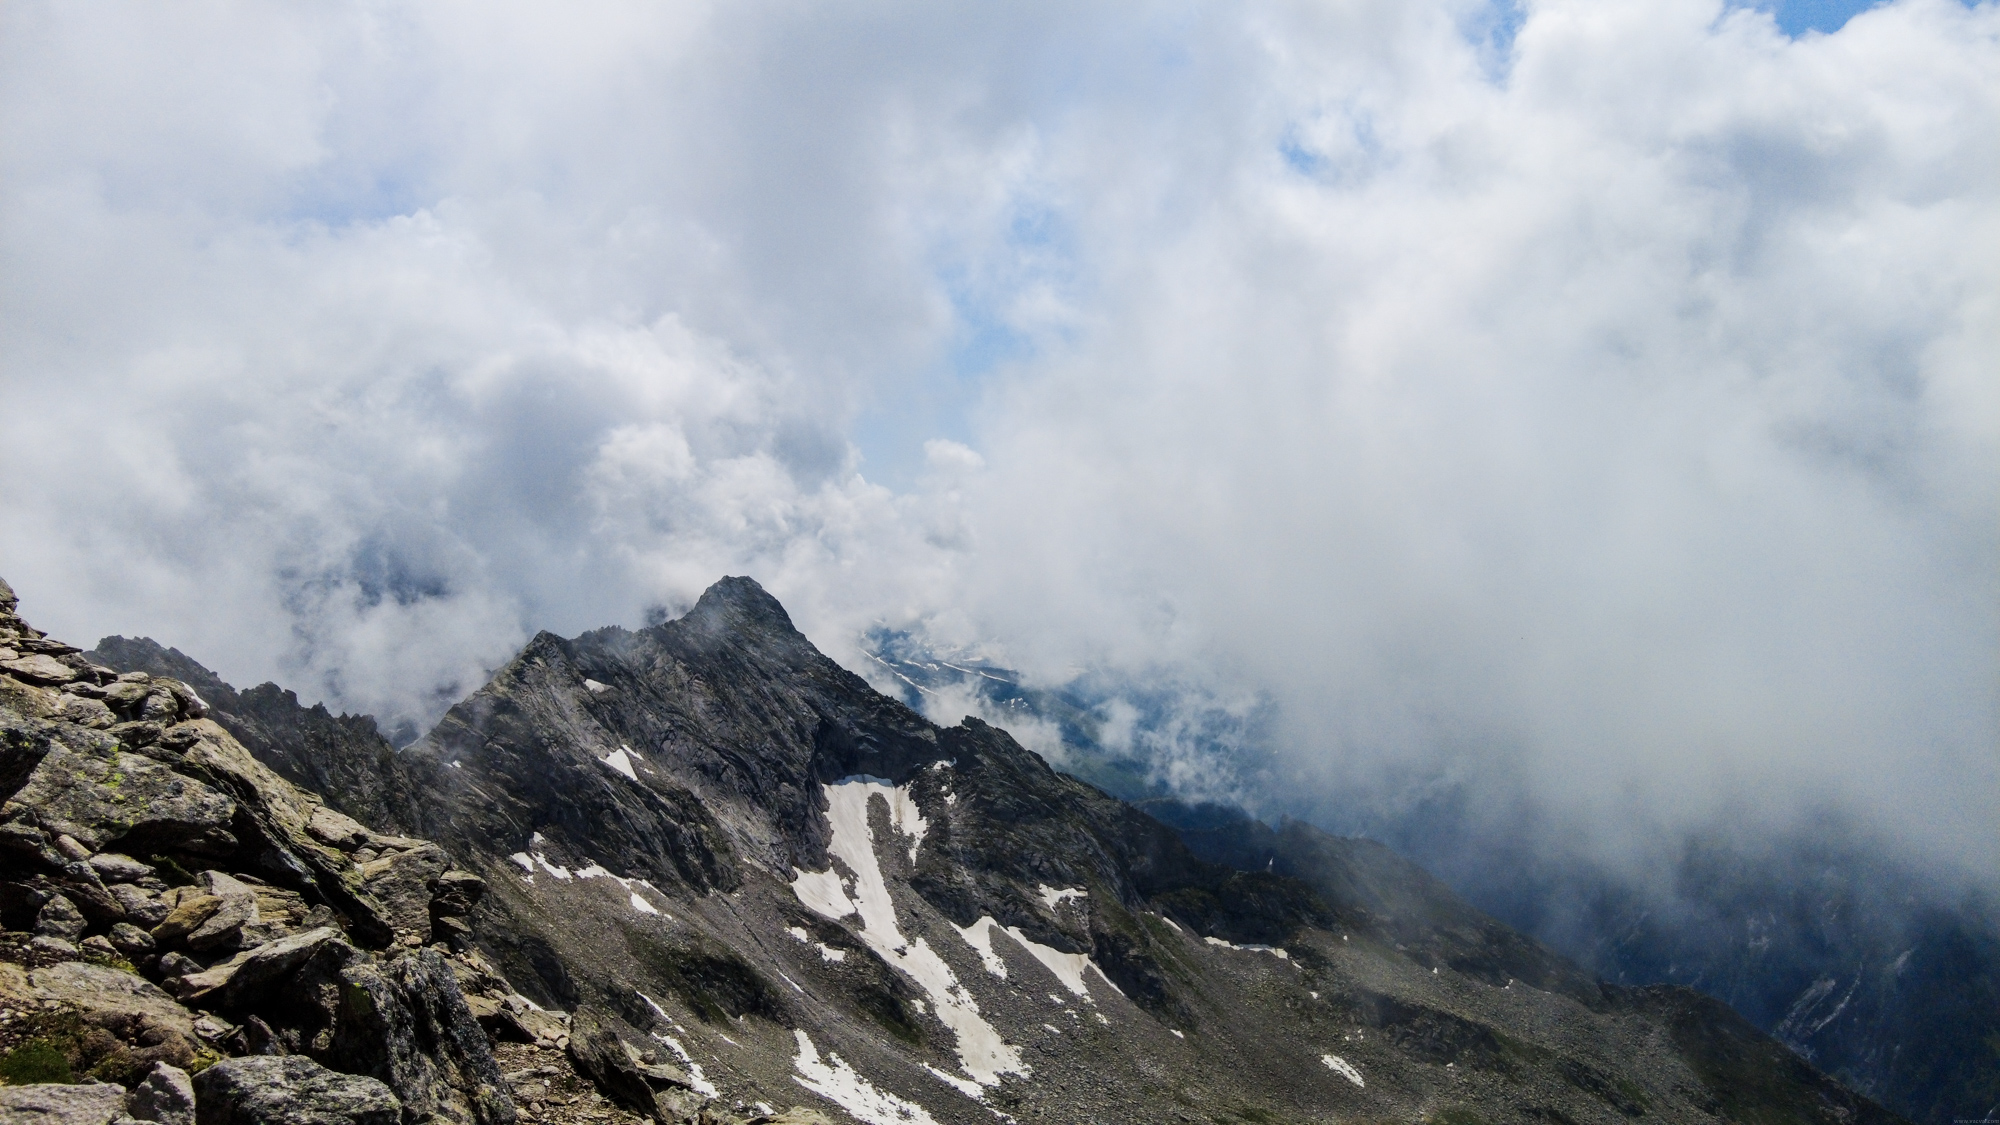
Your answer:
(790, 780), (1024, 1088)
(1322, 1054), (1365, 1087)
(600, 747), (639, 781)
(653, 1033), (718, 1097)
(952, 918), (1008, 979)
(787, 927), (810, 944)
(793, 1031), (938, 1125)
(636, 991), (671, 1024)
(1204, 936), (1288, 959)
(584, 679), (610, 693)
(518, 848), (667, 916)
(633, 992), (718, 1097)
(1037, 886), (1086, 911)
(923, 1064), (985, 1100)
(1157, 915), (1182, 933)
(791, 868), (852, 920)
(817, 943), (847, 963)
(952, 917), (1121, 999)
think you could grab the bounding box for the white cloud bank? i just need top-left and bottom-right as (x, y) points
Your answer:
(1, 1), (1993, 879)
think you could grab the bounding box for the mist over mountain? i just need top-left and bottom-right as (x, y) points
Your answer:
(858, 635), (2000, 1125)
(2, 1), (1995, 1118)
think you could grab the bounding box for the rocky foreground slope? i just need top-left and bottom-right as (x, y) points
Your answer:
(61, 576), (1911, 1125)
(0, 576), (830, 1125)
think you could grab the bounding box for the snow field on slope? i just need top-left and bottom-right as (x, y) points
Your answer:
(789, 778), (1026, 1089)
(793, 1031), (938, 1125)
(952, 917), (1123, 999)
(1204, 935), (1290, 959)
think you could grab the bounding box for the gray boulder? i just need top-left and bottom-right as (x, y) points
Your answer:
(191, 1055), (401, 1125)
(565, 1008), (700, 1123)
(3, 653), (78, 685)
(184, 873), (259, 953)
(3, 743), (236, 853)
(428, 870), (485, 920)
(36, 892), (87, 940)
(174, 926), (344, 1008)
(110, 884), (170, 927)
(126, 1062), (197, 1125)
(54, 693), (117, 728)
(151, 895), (224, 948)
(108, 921), (158, 954)
(90, 852), (156, 882)
(354, 842), (450, 941)
(0, 1083), (127, 1125)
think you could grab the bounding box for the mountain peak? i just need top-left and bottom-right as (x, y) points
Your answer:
(675, 575), (802, 644)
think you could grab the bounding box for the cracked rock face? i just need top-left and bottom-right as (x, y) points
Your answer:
(5, 746), (237, 855)
(192, 1055), (403, 1125)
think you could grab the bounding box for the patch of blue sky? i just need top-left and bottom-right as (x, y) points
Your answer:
(1727, 0), (1979, 38)
(1279, 137), (1325, 177)
(1277, 108), (1381, 184)
(1460, 0), (1959, 67)
(1751, 0), (1888, 36)
(1459, 0), (1527, 81)
(852, 203), (1076, 490)
(276, 167), (431, 231)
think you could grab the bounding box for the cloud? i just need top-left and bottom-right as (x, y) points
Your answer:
(0, 0), (1993, 885)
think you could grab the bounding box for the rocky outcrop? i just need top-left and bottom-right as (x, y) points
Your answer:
(192, 1055), (402, 1125)
(0, 578), (520, 1125)
(84, 637), (418, 840)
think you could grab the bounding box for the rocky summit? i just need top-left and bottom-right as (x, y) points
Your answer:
(3, 574), (1910, 1125)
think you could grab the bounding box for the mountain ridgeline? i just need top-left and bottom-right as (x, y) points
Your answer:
(56, 576), (1912, 1125)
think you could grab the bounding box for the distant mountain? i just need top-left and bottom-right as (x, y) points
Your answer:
(860, 635), (2000, 1125)
(78, 577), (1907, 1124)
